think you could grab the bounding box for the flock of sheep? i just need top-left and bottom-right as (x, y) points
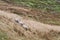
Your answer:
(15, 18), (28, 30)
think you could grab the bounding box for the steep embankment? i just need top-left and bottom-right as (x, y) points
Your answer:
(0, 10), (60, 40)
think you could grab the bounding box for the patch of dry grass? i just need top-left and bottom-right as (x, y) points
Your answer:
(0, 10), (60, 40)
(0, 1), (60, 40)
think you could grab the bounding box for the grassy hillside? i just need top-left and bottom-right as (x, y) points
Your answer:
(0, 0), (60, 40)
(5, 0), (60, 12)
(0, 10), (60, 40)
(10, 0), (60, 25)
(0, 0), (60, 25)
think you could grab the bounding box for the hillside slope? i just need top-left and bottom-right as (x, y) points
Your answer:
(0, 0), (60, 40)
(0, 10), (60, 40)
(0, 0), (60, 25)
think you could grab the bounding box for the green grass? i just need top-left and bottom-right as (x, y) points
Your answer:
(0, 31), (8, 40)
(9, 0), (60, 12)
(3, 0), (60, 25)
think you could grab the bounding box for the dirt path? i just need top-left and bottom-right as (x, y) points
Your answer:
(0, 10), (60, 32)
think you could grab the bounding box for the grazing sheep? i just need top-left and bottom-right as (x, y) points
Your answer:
(15, 18), (28, 30)
(15, 18), (20, 23)
(19, 21), (24, 25)
(22, 24), (28, 30)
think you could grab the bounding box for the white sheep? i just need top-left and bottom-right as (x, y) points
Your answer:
(15, 18), (28, 30)
(22, 24), (28, 30)
(15, 18), (20, 23)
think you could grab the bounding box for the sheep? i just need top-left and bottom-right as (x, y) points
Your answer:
(15, 18), (20, 23)
(15, 18), (28, 30)
(22, 24), (28, 30)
